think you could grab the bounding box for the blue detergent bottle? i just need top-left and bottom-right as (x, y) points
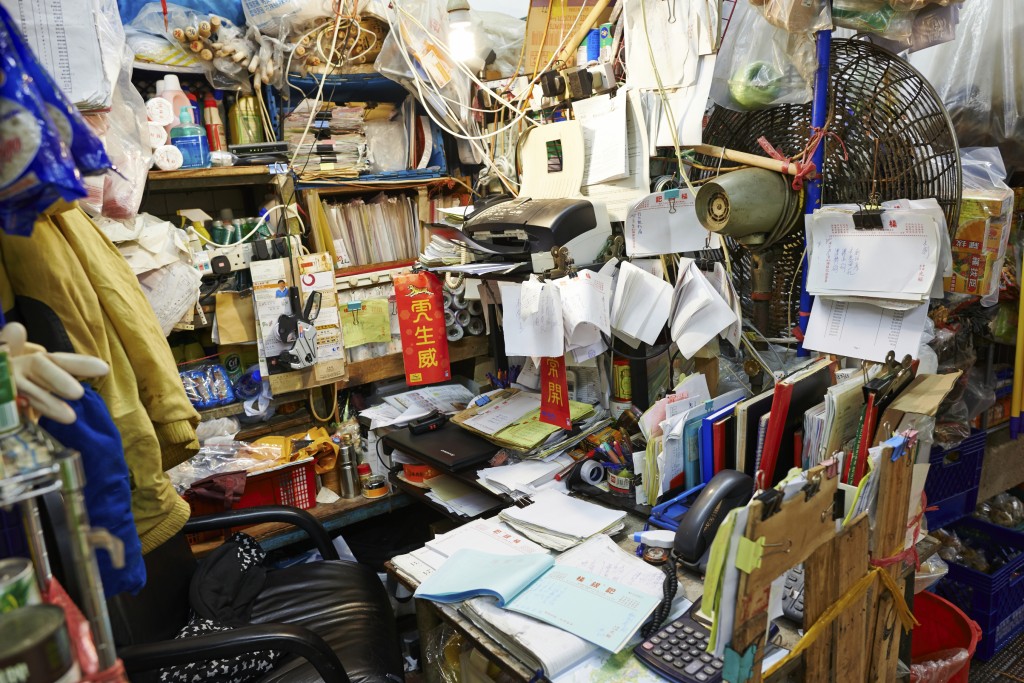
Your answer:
(169, 106), (211, 169)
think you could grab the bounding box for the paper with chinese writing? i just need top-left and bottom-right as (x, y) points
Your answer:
(395, 272), (451, 385)
(340, 298), (390, 348)
(625, 190), (720, 257)
(498, 282), (564, 357)
(803, 298), (928, 363)
(426, 518), (549, 559)
(804, 209), (940, 302)
(540, 356), (573, 430)
(462, 392), (542, 435)
(413, 550), (554, 604)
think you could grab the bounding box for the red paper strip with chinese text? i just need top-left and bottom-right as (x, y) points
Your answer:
(540, 356), (572, 430)
(394, 271), (451, 386)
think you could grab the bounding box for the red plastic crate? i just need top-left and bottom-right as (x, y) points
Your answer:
(185, 458), (317, 542)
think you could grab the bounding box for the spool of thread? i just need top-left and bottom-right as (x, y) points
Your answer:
(444, 309), (456, 326)
(447, 324), (464, 342)
(452, 293), (468, 310)
(362, 474), (388, 498)
(455, 309), (471, 327)
(466, 317), (486, 336)
(580, 460), (605, 485)
(467, 300), (483, 316)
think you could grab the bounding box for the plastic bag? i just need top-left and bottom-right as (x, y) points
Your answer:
(962, 366), (996, 423)
(833, 0), (915, 41)
(975, 492), (1024, 528)
(910, 2), (1024, 179)
(910, 648), (969, 683)
(913, 555), (948, 594)
(242, 0), (331, 33)
(165, 441), (284, 492)
(751, 0), (832, 33)
(130, 2), (253, 92)
(710, 0), (815, 111)
(929, 326), (974, 449)
(180, 363), (237, 409)
(475, 10), (526, 77)
(870, 4), (962, 55)
(82, 50), (153, 221)
(0, 5), (85, 236)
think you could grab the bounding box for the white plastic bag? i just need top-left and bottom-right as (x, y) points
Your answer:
(710, 0), (816, 111)
(751, 0), (832, 33)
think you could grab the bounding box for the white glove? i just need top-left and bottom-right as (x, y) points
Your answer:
(0, 323), (110, 425)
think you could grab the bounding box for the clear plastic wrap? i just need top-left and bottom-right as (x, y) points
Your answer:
(166, 441), (284, 493)
(975, 492), (1024, 528)
(710, 0), (816, 112)
(242, 0), (332, 33)
(913, 555), (949, 594)
(180, 363), (237, 409)
(130, 2), (254, 92)
(962, 366), (996, 423)
(475, 10), (526, 77)
(910, 2), (1024, 179)
(929, 325), (975, 449)
(423, 623), (462, 683)
(910, 648), (969, 683)
(82, 50), (153, 221)
(833, 0), (915, 41)
(751, 0), (833, 33)
(0, 5), (85, 236)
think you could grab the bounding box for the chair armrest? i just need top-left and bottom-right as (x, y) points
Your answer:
(119, 623), (350, 683)
(183, 506), (340, 560)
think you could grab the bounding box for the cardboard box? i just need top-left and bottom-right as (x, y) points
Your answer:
(524, 0), (612, 75)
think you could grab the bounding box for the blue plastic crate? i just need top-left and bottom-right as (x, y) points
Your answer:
(933, 517), (1024, 659)
(924, 429), (986, 529)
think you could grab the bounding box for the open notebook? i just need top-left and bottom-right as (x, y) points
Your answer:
(415, 535), (663, 653)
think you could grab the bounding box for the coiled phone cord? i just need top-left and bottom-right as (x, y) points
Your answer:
(641, 553), (679, 639)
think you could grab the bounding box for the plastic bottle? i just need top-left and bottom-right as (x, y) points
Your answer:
(169, 106), (211, 169)
(234, 365), (262, 400)
(228, 95), (265, 145)
(159, 75), (192, 134)
(186, 91), (201, 125)
(203, 94), (227, 152)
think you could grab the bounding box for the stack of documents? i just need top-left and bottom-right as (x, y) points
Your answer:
(803, 199), (952, 362)
(423, 475), (500, 518)
(669, 258), (739, 359)
(498, 490), (626, 551)
(323, 193), (420, 267)
(285, 100), (370, 179)
(452, 389), (595, 452)
(611, 260), (674, 346)
(360, 385), (476, 428)
(419, 235), (464, 267)
(477, 456), (571, 496)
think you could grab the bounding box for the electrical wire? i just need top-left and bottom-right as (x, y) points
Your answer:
(641, 553), (678, 639)
(190, 204), (305, 248)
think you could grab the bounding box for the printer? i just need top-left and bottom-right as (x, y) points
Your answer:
(438, 197), (612, 273)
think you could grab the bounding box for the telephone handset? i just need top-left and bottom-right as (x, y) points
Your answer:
(672, 469), (754, 574)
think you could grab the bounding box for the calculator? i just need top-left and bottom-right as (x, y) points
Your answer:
(634, 600), (724, 682)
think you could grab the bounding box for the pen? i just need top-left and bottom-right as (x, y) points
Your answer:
(486, 372), (500, 388)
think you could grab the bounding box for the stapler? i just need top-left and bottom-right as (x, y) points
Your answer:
(275, 290), (321, 370)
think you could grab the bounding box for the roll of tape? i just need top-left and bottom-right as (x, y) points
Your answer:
(443, 291), (453, 308)
(446, 324), (464, 342)
(456, 309), (471, 326)
(452, 293), (468, 310)
(466, 317), (486, 336)
(580, 460), (605, 485)
(467, 300), (483, 316)
(444, 309), (456, 326)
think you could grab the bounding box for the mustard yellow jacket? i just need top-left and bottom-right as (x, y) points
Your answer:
(0, 203), (200, 554)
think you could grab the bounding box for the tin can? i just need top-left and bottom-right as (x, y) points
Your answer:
(0, 605), (78, 682)
(612, 357), (631, 401)
(0, 558), (40, 614)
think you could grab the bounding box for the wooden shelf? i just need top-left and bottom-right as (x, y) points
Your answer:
(147, 165), (275, 191)
(196, 336), (489, 421)
(301, 176), (457, 197)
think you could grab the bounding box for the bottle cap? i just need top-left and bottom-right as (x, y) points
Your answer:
(163, 74), (181, 91)
(357, 463), (371, 475)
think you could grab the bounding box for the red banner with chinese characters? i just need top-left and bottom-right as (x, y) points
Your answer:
(395, 271), (451, 386)
(539, 356), (572, 430)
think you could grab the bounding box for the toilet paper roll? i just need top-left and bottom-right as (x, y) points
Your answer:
(443, 291), (453, 308)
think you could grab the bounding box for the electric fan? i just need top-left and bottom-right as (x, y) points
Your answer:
(692, 38), (961, 338)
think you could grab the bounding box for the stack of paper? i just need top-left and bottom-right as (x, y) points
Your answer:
(554, 269), (614, 361)
(802, 402), (827, 469)
(427, 518), (549, 559)
(611, 261), (674, 346)
(669, 258), (739, 359)
(498, 490), (626, 551)
(477, 456), (572, 496)
(419, 236), (464, 267)
(285, 100), (370, 179)
(424, 475), (500, 518)
(323, 193), (420, 267)
(452, 389), (595, 452)
(803, 199), (951, 363)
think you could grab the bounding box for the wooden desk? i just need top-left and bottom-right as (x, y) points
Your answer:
(190, 490), (413, 556)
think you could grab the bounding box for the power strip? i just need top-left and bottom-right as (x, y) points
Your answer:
(193, 235), (303, 276)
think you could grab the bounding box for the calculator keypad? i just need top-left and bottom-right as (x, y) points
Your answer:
(634, 612), (724, 683)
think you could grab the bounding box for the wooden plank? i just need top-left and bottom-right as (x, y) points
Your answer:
(147, 165), (272, 190)
(804, 514), (869, 683)
(979, 426), (1021, 502)
(866, 445), (914, 683)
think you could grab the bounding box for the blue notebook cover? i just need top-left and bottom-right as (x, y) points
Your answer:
(700, 400), (741, 483)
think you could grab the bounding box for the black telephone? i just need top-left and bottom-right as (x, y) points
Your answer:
(673, 470), (754, 574)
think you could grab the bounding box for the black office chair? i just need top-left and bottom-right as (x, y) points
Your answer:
(101, 506), (405, 683)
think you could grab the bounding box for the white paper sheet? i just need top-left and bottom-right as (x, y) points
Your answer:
(555, 270), (613, 351)
(499, 282), (565, 358)
(579, 91), (652, 222)
(611, 261), (674, 346)
(624, 0), (699, 90)
(803, 299), (928, 363)
(462, 392), (542, 435)
(669, 259), (737, 358)
(572, 92), (629, 186)
(625, 190), (720, 257)
(805, 208), (941, 301)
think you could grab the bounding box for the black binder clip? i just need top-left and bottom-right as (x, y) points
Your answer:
(756, 488), (784, 521)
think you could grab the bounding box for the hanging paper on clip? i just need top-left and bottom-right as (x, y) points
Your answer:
(625, 189), (721, 257)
